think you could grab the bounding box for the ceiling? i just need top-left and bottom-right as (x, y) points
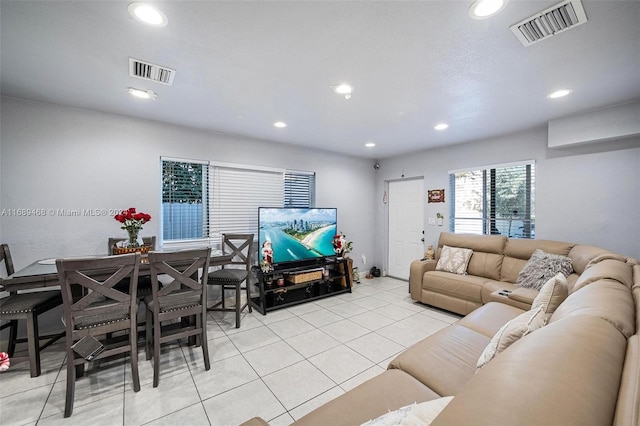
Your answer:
(1, 1), (639, 159)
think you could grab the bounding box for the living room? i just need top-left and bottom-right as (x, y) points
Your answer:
(1, 1), (639, 425)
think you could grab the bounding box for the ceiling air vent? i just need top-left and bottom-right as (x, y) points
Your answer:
(129, 58), (175, 85)
(510, 0), (588, 47)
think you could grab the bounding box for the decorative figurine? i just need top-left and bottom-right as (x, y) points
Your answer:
(424, 245), (435, 260)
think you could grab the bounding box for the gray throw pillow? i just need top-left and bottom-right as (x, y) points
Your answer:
(516, 249), (573, 290)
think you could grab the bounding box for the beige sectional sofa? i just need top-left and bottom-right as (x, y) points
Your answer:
(242, 233), (639, 426)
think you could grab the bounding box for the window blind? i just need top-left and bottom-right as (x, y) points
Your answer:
(209, 164), (283, 246)
(284, 170), (316, 207)
(449, 161), (535, 238)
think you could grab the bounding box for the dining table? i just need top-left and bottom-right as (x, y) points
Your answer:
(1, 250), (234, 292)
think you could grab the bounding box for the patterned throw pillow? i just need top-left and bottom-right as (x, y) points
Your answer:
(516, 249), (573, 290)
(476, 305), (545, 369)
(435, 245), (473, 275)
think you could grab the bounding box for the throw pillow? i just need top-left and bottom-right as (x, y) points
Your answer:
(531, 272), (568, 323)
(476, 305), (545, 369)
(360, 397), (454, 426)
(435, 245), (473, 275)
(516, 249), (573, 290)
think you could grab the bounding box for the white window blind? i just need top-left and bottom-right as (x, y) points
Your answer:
(209, 164), (283, 246)
(284, 170), (316, 207)
(449, 161), (535, 238)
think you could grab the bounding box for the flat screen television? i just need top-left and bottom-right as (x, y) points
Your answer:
(258, 207), (337, 267)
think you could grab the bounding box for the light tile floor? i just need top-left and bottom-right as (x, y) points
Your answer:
(0, 277), (460, 426)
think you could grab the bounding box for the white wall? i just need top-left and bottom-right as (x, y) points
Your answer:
(374, 126), (640, 266)
(0, 97), (376, 271)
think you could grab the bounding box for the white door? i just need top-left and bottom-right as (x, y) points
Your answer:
(388, 178), (424, 279)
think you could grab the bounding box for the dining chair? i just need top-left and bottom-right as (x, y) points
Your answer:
(56, 253), (142, 417)
(0, 243), (64, 377)
(207, 234), (254, 328)
(144, 248), (211, 387)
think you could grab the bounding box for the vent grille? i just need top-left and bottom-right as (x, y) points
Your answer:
(510, 0), (588, 47)
(129, 58), (175, 85)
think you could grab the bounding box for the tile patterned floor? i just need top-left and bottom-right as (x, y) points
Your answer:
(0, 277), (460, 426)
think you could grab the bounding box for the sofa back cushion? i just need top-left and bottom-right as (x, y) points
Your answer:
(437, 233), (506, 281)
(501, 238), (575, 283)
(550, 278), (636, 339)
(568, 244), (627, 275)
(573, 258), (634, 293)
(614, 334), (640, 426)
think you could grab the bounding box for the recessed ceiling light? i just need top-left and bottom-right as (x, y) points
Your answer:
(127, 87), (157, 100)
(365, 142), (376, 148)
(434, 123), (449, 131)
(547, 89), (572, 99)
(468, 0), (509, 19)
(128, 2), (168, 27)
(273, 121), (287, 128)
(331, 83), (354, 100)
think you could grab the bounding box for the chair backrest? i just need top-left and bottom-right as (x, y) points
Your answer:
(147, 248), (211, 310)
(221, 234), (254, 271)
(56, 253), (141, 331)
(107, 236), (156, 255)
(0, 243), (15, 277)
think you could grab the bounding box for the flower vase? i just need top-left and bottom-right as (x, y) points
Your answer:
(127, 229), (140, 247)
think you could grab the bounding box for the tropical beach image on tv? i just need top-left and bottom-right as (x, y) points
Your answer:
(258, 207), (337, 265)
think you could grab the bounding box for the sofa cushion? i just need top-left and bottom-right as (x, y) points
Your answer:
(457, 301), (523, 338)
(550, 279), (636, 339)
(292, 369), (440, 426)
(437, 233), (505, 281)
(435, 246), (473, 275)
(388, 323), (492, 396)
(500, 238), (575, 283)
(572, 258), (634, 292)
(515, 249), (573, 290)
(422, 271), (487, 304)
(568, 244), (626, 275)
(476, 305), (545, 368)
(531, 272), (568, 321)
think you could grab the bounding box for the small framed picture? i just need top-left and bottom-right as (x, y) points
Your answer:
(428, 189), (445, 203)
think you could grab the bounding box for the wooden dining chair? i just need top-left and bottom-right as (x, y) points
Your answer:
(207, 234), (254, 328)
(0, 243), (63, 377)
(144, 248), (211, 387)
(56, 253), (142, 417)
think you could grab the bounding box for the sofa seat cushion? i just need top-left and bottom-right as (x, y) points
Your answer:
(292, 369), (440, 426)
(457, 302), (524, 338)
(423, 271), (487, 304)
(388, 323), (495, 396)
(432, 316), (628, 426)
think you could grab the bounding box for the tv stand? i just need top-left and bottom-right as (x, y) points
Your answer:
(250, 257), (352, 314)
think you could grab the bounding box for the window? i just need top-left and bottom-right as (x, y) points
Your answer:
(161, 158), (315, 247)
(449, 161), (535, 238)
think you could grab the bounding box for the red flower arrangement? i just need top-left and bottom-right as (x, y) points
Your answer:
(114, 207), (151, 247)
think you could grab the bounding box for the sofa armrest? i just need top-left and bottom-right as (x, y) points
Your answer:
(410, 259), (437, 301)
(508, 287), (537, 307)
(239, 417), (270, 426)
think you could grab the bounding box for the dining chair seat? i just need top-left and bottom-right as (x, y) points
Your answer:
(1, 243), (64, 378)
(208, 268), (248, 282)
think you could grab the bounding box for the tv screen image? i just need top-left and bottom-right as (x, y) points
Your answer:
(259, 207), (337, 265)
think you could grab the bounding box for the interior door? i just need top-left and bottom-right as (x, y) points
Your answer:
(388, 178), (424, 279)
